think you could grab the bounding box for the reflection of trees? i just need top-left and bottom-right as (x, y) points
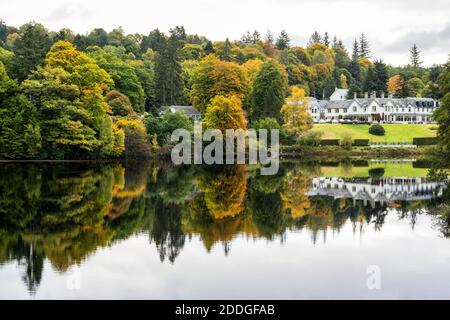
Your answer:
(0, 162), (148, 293)
(198, 166), (247, 219)
(1, 161), (449, 296)
(281, 170), (311, 219)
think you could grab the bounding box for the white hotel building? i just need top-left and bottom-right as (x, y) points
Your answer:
(308, 89), (439, 124)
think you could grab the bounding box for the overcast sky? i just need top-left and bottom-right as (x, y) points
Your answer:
(1, 0), (449, 66)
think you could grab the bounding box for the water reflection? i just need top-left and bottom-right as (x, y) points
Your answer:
(0, 160), (449, 295)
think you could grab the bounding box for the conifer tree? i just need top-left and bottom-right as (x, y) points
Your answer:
(409, 44), (422, 68)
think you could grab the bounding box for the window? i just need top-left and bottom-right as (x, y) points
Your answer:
(372, 106), (376, 112)
(353, 106), (357, 112)
(335, 108), (340, 113)
(343, 109), (347, 113)
(327, 109), (331, 113)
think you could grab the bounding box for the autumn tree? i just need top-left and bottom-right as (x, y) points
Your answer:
(387, 75), (403, 96)
(105, 90), (134, 116)
(190, 54), (249, 113)
(251, 59), (287, 121)
(22, 41), (121, 159)
(405, 77), (424, 97)
(280, 86), (313, 135)
(203, 95), (247, 132)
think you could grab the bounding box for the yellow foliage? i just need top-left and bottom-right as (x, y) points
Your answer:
(281, 86), (313, 135)
(387, 75), (403, 95)
(203, 95), (247, 132)
(281, 173), (311, 219)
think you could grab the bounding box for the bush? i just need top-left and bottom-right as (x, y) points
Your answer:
(320, 139), (340, 146)
(297, 131), (323, 147)
(340, 132), (353, 150)
(145, 112), (193, 145)
(413, 137), (438, 146)
(353, 139), (370, 146)
(369, 124), (385, 136)
(369, 168), (385, 178)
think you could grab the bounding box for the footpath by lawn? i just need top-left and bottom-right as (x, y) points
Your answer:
(311, 124), (437, 144)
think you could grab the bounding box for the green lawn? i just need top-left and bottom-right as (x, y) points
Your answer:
(318, 162), (430, 178)
(311, 124), (437, 143)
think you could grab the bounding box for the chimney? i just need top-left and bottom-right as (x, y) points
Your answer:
(354, 92), (357, 99)
(371, 91), (376, 99)
(364, 92), (368, 99)
(388, 93), (393, 99)
(381, 92), (385, 99)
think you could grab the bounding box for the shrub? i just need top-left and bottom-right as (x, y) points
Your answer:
(340, 132), (353, 150)
(145, 111), (193, 145)
(353, 139), (370, 146)
(252, 117), (281, 142)
(369, 168), (385, 178)
(413, 137), (438, 146)
(369, 124), (385, 136)
(320, 139), (340, 146)
(297, 131), (323, 147)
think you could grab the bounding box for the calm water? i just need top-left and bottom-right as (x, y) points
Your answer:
(1, 160), (450, 299)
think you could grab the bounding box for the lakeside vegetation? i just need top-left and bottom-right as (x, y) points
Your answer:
(0, 20), (449, 161)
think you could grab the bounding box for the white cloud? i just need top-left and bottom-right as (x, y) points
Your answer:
(0, 0), (449, 65)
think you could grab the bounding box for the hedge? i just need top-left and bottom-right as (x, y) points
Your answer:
(353, 139), (370, 147)
(321, 139), (340, 146)
(413, 137), (438, 146)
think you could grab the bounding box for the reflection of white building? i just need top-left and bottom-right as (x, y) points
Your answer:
(308, 176), (446, 207)
(308, 89), (438, 124)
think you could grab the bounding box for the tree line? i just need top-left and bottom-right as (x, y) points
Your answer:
(0, 20), (449, 159)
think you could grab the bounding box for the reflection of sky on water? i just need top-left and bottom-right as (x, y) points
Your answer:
(1, 213), (450, 299)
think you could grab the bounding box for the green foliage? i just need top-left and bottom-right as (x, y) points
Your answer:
(413, 137), (438, 146)
(434, 93), (450, 156)
(369, 124), (386, 136)
(251, 59), (287, 121)
(145, 111), (193, 145)
(154, 31), (184, 107)
(88, 46), (145, 112)
(105, 90), (134, 116)
(251, 117), (281, 131)
(10, 22), (51, 81)
(353, 139), (370, 146)
(320, 139), (340, 146)
(340, 132), (353, 150)
(0, 62), (41, 158)
(22, 41), (119, 159)
(296, 131), (323, 147)
(116, 118), (151, 158)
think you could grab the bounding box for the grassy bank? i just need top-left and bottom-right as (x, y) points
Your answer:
(311, 124), (437, 143)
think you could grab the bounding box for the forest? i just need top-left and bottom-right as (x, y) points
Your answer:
(0, 20), (449, 160)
